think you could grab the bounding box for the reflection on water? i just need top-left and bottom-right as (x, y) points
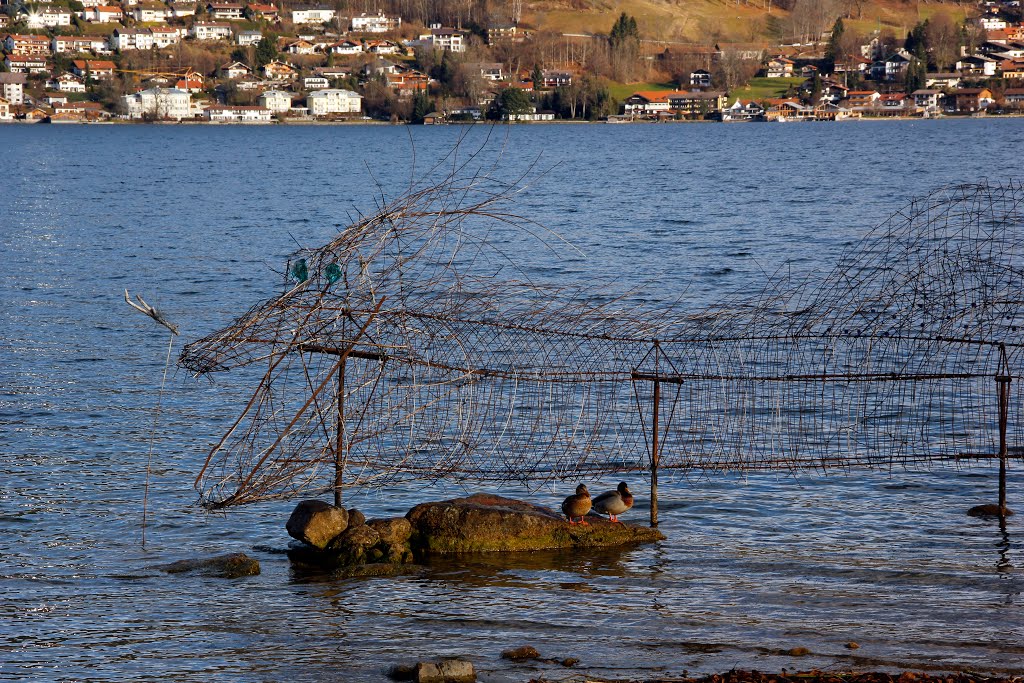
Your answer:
(2, 123), (1024, 681)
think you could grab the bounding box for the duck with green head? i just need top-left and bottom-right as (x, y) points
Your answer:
(591, 482), (633, 524)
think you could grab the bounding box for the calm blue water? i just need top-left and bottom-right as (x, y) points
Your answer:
(2, 120), (1023, 682)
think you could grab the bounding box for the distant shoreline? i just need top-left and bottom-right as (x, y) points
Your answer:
(3, 113), (1021, 126)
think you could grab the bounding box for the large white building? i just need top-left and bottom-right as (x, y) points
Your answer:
(122, 87), (191, 120)
(111, 28), (155, 51)
(0, 72), (26, 105)
(350, 12), (400, 33)
(306, 88), (361, 116)
(291, 6), (335, 24)
(259, 89), (292, 113)
(22, 7), (73, 29)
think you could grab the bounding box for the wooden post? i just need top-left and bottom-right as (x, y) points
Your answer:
(996, 343), (1011, 518)
(651, 375), (660, 528)
(334, 355), (346, 508)
(650, 339), (661, 528)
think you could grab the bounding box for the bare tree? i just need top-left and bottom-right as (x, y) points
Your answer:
(926, 11), (960, 71)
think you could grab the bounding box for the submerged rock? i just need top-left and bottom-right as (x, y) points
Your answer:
(406, 493), (664, 554)
(967, 503), (1014, 518)
(157, 552), (260, 578)
(286, 499), (349, 549)
(414, 659), (475, 683)
(500, 645), (541, 661)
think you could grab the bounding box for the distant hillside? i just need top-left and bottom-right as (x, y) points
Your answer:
(519, 0), (972, 48)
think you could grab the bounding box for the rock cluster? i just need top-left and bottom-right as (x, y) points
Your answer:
(286, 500), (413, 567)
(285, 492), (664, 571)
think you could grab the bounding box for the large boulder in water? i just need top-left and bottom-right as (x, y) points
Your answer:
(406, 493), (664, 554)
(286, 499), (349, 549)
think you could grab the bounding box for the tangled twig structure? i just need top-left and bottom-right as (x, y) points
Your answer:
(180, 160), (1024, 514)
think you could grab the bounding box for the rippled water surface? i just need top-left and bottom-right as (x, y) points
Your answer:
(2, 121), (1023, 682)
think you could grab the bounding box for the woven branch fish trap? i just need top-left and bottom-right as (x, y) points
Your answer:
(179, 167), (1024, 516)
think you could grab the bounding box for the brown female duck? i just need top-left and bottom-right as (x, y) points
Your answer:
(561, 484), (592, 525)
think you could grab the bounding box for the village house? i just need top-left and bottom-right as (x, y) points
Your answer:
(765, 56), (794, 78)
(291, 6), (335, 24)
(82, 5), (124, 22)
(486, 22), (518, 45)
(542, 70), (573, 88)
(364, 40), (400, 55)
(420, 26), (467, 52)
(262, 60), (297, 80)
(873, 50), (912, 82)
(764, 99), (814, 121)
(52, 35), (111, 54)
(1002, 60), (1024, 79)
(314, 66), (351, 80)
(245, 3), (277, 20)
(306, 88), (362, 115)
(0, 16), (7, 30)
(622, 91), (672, 116)
(150, 26), (181, 48)
(690, 69), (712, 88)
(43, 93), (70, 106)
(0, 72), (26, 105)
(111, 28), (154, 51)
(721, 99), (764, 121)
(131, 4), (167, 22)
(207, 2), (244, 20)
(327, 38), (361, 55)
(4, 54), (48, 73)
(175, 74), (204, 92)
(978, 15), (1007, 31)
(667, 90), (727, 117)
(204, 104), (272, 122)
(46, 72), (87, 92)
(259, 89), (292, 113)
(303, 75), (329, 89)
(169, 2), (197, 18)
(22, 6), (73, 29)
(953, 87), (994, 112)
(467, 62), (503, 81)
(506, 107), (555, 121)
(844, 90), (881, 108)
(385, 70), (428, 96)
(351, 12), (399, 33)
(236, 30), (262, 46)
(122, 87), (191, 119)
(219, 61), (251, 79)
(1004, 87), (1024, 109)
(363, 58), (401, 77)
(191, 22), (233, 41)
(0, 96), (12, 121)
(71, 59), (116, 80)
(957, 55), (998, 77)
(912, 89), (943, 113)
(4, 34), (51, 56)
(878, 92), (911, 113)
(285, 38), (317, 54)
(51, 101), (108, 121)
(927, 73), (961, 89)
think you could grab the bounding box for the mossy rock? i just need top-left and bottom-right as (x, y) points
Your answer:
(406, 493), (664, 554)
(157, 552), (260, 578)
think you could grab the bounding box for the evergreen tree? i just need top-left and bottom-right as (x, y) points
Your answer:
(609, 12), (640, 51)
(411, 90), (431, 123)
(825, 17), (845, 67)
(904, 57), (927, 92)
(254, 37), (277, 69)
(531, 64), (543, 90)
(488, 87), (532, 119)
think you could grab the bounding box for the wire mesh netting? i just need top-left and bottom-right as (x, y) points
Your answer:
(179, 160), (1024, 509)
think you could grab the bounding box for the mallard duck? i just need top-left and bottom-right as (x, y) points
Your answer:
(592, 482), (633, 524)
(561, 484), (592, 525)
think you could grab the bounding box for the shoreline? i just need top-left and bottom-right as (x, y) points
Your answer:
(3, 113), (1022, 127)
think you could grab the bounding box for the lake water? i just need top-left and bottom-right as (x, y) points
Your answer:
(2, 120), (1023, 682)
